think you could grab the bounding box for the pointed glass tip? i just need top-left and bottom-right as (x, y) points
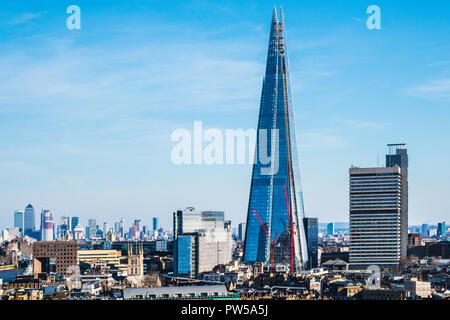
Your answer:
(272, 6), (278, 22)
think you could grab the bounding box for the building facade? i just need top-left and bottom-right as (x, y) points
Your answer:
(32, 241), (78, 275)
(304, 218), (319, 269)
(14, 210), (24, 236)
(173, 208), (232, 277)
(243, 7), (308, 271)
(24, 204), (35, 237)
(386, 144), (408, 258)
(349, 166), (403, 271)
(40, 210), (55, 241)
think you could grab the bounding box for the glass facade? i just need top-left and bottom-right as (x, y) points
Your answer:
(304, 218), (318, 269)
(243, 7), (308, 271)
(175, 235), (194, 276)
(173, 208), (232, 277)
(24, 204), (35, 236)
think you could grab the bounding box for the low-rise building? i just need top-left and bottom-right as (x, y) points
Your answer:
(404, 279), (432, 299)
(123, 285), (238, 300)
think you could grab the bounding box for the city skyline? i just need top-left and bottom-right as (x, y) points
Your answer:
(1, 1), (450, 230)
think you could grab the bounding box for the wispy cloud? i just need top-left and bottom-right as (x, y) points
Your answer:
(7, 11), (46, 26)
(352, 17), (365, 24)
(299, 129), (346, 149)
(333, 119), (386, 129)
(404, 78), (450, 100)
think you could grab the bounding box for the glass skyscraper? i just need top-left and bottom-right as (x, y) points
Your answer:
(243, 7), (308, 271)
(24, 204), (35, 236)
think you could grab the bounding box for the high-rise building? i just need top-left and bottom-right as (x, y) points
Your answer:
(40, 210), (55, 241)
(304, 218), (319, 269)
(327, 222), (335, 236)
(238, 223), (246, 242)
(386, 144), (408, 258)
(437, 222), (446, 239)
(14, 210), (24, 236)
(71, 217), (79, 232)
(103, 222), (109, 237)
(421, 224), (429, 236)
(153, 217), (159, 231)
(243, 7), (308, 271)
(57, 216), (70, 240)
(173, 208), (232, 277)
(349, 166), (404, 271)
(24, 204), (35, 236)
(88, 219), (97, 240)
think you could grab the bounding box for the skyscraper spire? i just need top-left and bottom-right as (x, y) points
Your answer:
(244, 7), (309, 272)
(272, 6), (278, 23)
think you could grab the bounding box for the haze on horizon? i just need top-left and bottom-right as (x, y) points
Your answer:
(1, 0), (450, 230)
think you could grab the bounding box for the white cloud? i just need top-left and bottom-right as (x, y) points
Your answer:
(7, 11), (46, 26)
(299, 130), (346, 149)
(404, 78), (450, 100)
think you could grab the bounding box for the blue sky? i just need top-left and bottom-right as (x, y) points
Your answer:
(0, 0), (449, 230)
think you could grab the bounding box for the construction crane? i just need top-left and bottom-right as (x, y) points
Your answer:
(251, 208), (279, 274)
(282, 184), (295, 276)
(251, 183), (296, 275)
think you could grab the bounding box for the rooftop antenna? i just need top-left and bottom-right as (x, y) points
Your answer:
(377, 152), (379, 167)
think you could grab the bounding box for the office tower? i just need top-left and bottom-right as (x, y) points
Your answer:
(437, 222), (446, 239)
(243, 7), (308, 271)
(134, 219), (141, 232)
(40, 210), (55, 241)
(119, 219), (125, 237)
(327, 222), (335, 236)
(386, 144), (408, 259)
(303, 218), (319, 269)
(14, 210), (24, 235)
(103, 222), (109, 237)
(88, 219), (97, 240)
(238, 223), (246, 242)
(421, 224), (429, 236)
(71, 217), (79, 232)
(57, 216), (70, 240)
(24, 204), (35, 236)
(173, 208), (232, 277)
(349, 166), (403, 271)
(153, 217), (159, 231)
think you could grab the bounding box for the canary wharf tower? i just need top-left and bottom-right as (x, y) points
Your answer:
(243, 7), (308, 271)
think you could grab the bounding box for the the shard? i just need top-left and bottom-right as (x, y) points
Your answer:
(243, 7), (308, 271)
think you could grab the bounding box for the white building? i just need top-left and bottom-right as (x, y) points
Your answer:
(404, 279), (432, 299)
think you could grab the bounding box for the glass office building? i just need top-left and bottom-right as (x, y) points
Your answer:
(173, 208), (232, 277)
(24, 204), (35, 237)
(14, 210), (24, 236)
(243, 7), (308, 271)
(303, 218), (319, 269)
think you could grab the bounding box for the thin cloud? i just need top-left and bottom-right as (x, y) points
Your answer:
(336, 119), (385, 129)
(404, 78), (450, 100)
(299, 130), (346, 149)
(7, 11), (46, 26)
